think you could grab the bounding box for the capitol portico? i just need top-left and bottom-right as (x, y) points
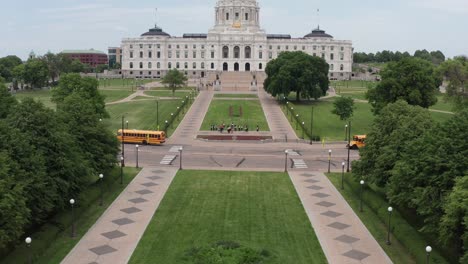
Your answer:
(121, 0), (353, 80)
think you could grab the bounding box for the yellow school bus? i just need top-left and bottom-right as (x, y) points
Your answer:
(348, 135), (366, 149)
(117, 129), (166, 145)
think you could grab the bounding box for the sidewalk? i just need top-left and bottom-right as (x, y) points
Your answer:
(167, 90), (214, 145)
(288, 171), (392, 264)
(257, 89), (298, 140)
(61, 167), (178, 264)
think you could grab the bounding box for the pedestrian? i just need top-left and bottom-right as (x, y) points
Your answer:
(256, 125), (259, 132)
(245, 125), (249, 132)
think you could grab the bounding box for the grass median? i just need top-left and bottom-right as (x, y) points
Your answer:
(327, 172), (451, 264)
(0, 167), (141, 264)
(129, 170), (327, 264)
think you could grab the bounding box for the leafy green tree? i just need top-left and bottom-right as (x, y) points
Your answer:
(57, 93), (119, 173)
(437, 57), (468, 110)
(69, 59), (85, 73)
(0, 151), (30, 249)
(0, 55), (22, 81)
(440, 176), (468, 263)
(162, 69), (188, 96)
(366, 57), (439, 113)
(23, 58), (49, 88)
(52, 73), (107, 117)
(264, 51), (329, 101)
(0, 84), (16, 118)
(12, 64), (25, 89)
(352, 100), (435, 187)
(42, 52), (60, 83)
(332, 97), (355, 120)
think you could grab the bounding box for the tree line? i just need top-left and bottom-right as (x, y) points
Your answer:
(354, 49), (446, 65)
(0, 53), (110, 90)
(353, 55), (467, 262)
(0, 74), (119, 250)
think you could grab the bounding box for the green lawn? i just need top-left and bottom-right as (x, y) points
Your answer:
(13, 90), (55, 108)
(430, 95), (455, 112)
(99, 90), (133, 103)
(105, 99), (190, 136)
(98, 78), (153, 90)
(201, 100), (269, 131)
(144, 90), (192, 98)
(327, 173), (451, 264)
(129, 170), (327, 264)
(0, 167), (141, 264)
(213, 93), (258, 98)
(285, 98), (455, 141)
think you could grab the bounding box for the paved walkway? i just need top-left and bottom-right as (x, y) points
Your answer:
(289, 171), (392, 264)
(61, 167), (178, 264)
(258, 88), (298, 140)
(166, 90), (214, 145)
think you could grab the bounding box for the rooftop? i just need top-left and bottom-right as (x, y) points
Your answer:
(141, 25), (171, 37)
(61, 49), (106, 55)
(304, 27), (333, 39)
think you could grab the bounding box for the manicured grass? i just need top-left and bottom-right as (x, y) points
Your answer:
(13, 90), (55, 108)
(99, 90), (133, 103)
(98, 78), (153, 90)
(129, 170), (327, 264)
(327, 173), (451, 264)
(285, 98), (455, 141)
(285, 99), (374, 141)
(105, 98), (190, 136)
(213, 93), (258, 98)
(201, 100), (269, 131)
(331, 80), (377, 89)
(144, 90), (192, 98)
(0, 167), (141, 264)
(430, 95), (455, 112)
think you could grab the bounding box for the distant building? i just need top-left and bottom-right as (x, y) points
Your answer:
(108, 47), (122, 68)
(120, 0), (353, 80)
(61, 49), (108, 67)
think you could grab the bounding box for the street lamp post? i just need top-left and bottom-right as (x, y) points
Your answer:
(25, 237), (32, 264)
(70, 199), (76, 238)
(426, 246), (432, 264)
(170, 113), (174, 128)
(386, 206), (393, 245)
(120, 156), (124, 185)
(347, 121), (351, 172)
(165, 120), (168, 134)
(301, 122), (305, 139)
(135, 145), (139, 168)
(156, 100), (159, 130)
(341, 162), (345, 190)
(290, 108), (294, 121)
(345, 124), (348, 141)
(121, 115), (125, 167)
(99, 174), (104, 206)
(310, 106), (314, 144)
(126, 120), (129, 129)
(295, 114), (299, 130)
(360, 180), (365, 212)
(328, 149), (332, 173)
(179, 147), (183, 170)
(284, 150), (289, 172)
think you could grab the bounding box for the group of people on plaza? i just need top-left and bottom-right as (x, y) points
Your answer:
(210, 123), (260, 133)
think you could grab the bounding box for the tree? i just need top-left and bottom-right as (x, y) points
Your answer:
(161, 69), (188, 96)
(439, 176), (468, 263)
(42, 52), (60, 83)
(22, 58), (49, 88)
(352, 100), (435, 187)
(0, 55), (22, 81)
(332, 96), (355, 120)
(366, 57), (438, 113)
(437, 57), (468, 110)
(0, 83), (16, 118)
(52, 73), (107, 117)
(69, 59), (85, 73)
(264, 51), (329, 101)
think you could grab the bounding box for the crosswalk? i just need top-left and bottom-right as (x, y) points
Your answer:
(169, 146), (183, 153)
(286, 149), (301, 156)
(293, 159), (308, 169)
(160, 155), (177, 165)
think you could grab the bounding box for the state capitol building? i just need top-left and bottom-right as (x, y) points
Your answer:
(121, 0), (353, 80)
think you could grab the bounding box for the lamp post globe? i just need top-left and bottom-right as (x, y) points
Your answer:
(25, 237), (32, 244)
(426, 246), (432, 264)
(388, 206), (393, 212)
(70, 199), (75, 205)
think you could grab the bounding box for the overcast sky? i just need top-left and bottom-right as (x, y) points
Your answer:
(1, 0), (467, 59)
